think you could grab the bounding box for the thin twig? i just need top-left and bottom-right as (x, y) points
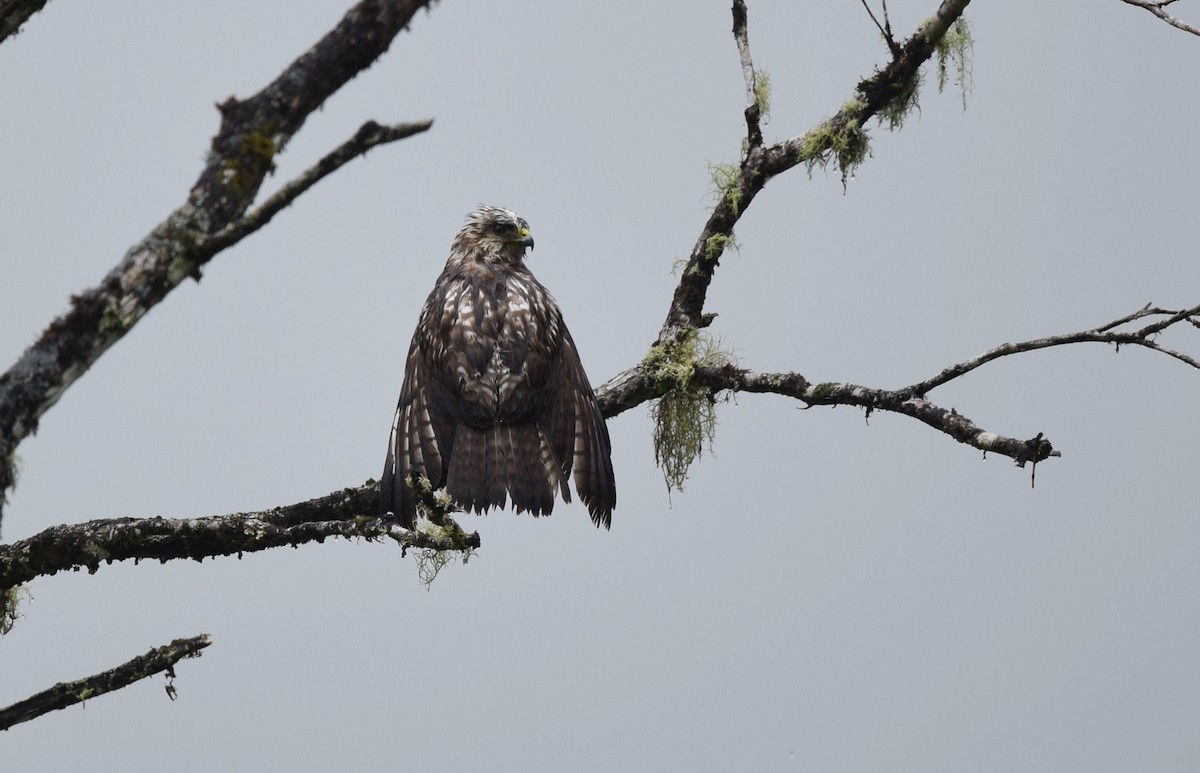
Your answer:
(905, 304), (1200, 396)
(1120, 0), (1200, 36)
(0, 634), (212, 731)
(859, 0), (900, 54)
(198, 119), (433, 254)
(731, 0), (764, 149)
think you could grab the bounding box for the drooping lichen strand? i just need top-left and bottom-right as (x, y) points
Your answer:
(651, 390), (717, 493)
(877, 70), (923, 131)
(936, 17), (974, 109)
(643, 330), (733, 492)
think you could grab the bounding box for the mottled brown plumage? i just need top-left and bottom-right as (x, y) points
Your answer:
(381, 206), (616, 529)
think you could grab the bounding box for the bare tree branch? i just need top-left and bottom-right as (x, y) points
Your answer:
(0, 0), (47, 45)
(692, 366), (1058, 467)
(596, 361), (1058, 469)
(906, 304), (1200, 396)
(1121, 0), (1200, 36)
(0, 634), (211, 731)
(0, 483), (478, 590)
(0, 0), (439, 529)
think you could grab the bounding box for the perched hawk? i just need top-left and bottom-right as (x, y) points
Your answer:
(381, 206), (616, 529)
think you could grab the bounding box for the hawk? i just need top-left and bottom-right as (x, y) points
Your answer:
(381, 206), (616, 529)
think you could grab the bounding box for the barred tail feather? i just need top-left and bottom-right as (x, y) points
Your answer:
(446, 423), (563, 516)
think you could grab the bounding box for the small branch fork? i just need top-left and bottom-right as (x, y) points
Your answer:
(0, 634), (211, 731)
(859, 0), (899, 54)
(1120, 0), (1200, 36)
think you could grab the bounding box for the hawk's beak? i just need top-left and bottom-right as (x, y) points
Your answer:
(518, 228), (535, 251)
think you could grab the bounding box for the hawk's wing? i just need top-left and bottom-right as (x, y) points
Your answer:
(545, 326), (616, 528)
(380, 279), (461, 528)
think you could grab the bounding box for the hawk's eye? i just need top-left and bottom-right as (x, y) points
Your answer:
(490, 222), (511, 235)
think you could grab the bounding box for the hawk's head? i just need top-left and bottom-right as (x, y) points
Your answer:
(452, 205), (535, 265)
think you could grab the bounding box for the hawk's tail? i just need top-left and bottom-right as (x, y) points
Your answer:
(445, 423), (568, 516)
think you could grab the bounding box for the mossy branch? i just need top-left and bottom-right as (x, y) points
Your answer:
(0, 634), (212, 731)
(0, 481), (479, 594)
(663, 0), (973, 338)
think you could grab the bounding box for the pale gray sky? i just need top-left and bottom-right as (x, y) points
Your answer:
(2, 2), (1198, 771)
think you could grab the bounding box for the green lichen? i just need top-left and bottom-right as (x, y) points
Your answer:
(222, 130), (279, 196)
(644, 330), (734, 493)
(700, 232), (740, 272)
(166, 255), (198, 285)
(936, 17), (974, 109)
(415, 546), (475, 590)
(877, 70), (923, 131)
(810, 382), (840, 400)
(97, 300), (132, 338)
(0, 585), (28, 636)
(752, 69), (772, 125)
(707, 161), (743, 215)
(797, 101), (872, 183)
(406, 475), (476, 588)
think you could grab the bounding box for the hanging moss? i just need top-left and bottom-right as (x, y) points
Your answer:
(643, 329), (734, 493)
(936, 17), (974, 109)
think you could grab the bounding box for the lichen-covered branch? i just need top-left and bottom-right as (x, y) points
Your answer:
(732, 0), (765, 150)
(0, 0), (48, 44)
(0, 634), (211, 731)
(596, 359), (1056, 469)
(0, 0), (438, 529)
(689, 365), (1058, 468)
(661, 0), (972, 340)
(597, 299), (1200, 477)
(0, 482), (479, 590)
(1120, 0), (1200, 36)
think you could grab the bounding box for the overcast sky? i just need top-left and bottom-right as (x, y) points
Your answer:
(2, 2), (1198, 771)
